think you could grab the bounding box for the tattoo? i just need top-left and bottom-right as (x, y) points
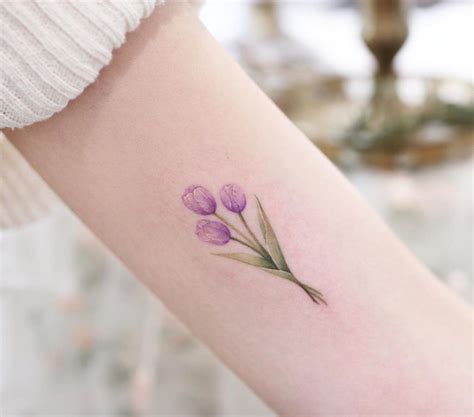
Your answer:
(182, 184), (327, 305)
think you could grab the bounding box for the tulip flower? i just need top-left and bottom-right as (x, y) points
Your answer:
(182, 185), (216, 215)
(220, 183), (246, 213)
(196, 220), (231, 245)
(182, 183), (326, 305)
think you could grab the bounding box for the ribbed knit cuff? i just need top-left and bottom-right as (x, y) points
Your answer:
(0, 0), (161, 129)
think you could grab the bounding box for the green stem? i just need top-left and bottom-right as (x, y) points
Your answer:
(230, 237), (263, 256)
(299, 284), (321, 304)
(274, 270), (327, 305)
(214, 213), (268, 259)
(301, 283), (324, 297)
(299, 283), (327, 305)
(238, 212), (273, 263)
(298, 283), (328, 306)
(214, 213), (252, 244)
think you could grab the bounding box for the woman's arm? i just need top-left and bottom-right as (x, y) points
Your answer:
(6, 3), (471, 414)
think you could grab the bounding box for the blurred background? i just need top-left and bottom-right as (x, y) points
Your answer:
(1, 0), (472, 415)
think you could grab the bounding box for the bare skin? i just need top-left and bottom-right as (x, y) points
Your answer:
(6, 3), (472, 415)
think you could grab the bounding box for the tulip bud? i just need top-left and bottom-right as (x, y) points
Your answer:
(182, 185), (217, 215)
(220, 184), (246, 213)
(195, 220), (231, 245)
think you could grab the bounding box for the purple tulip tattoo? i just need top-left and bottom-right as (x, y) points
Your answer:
(182, 184), (326, 305)
(182, 185), (217, 215)
(220, 183), (246, 213)
(196, 220), (231, 245)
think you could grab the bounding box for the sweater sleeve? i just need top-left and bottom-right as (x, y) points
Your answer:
(0, 0), (160, 129)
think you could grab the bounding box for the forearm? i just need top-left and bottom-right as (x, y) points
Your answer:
(7, 4), (471, 414)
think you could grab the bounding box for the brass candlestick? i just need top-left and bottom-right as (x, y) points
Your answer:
(361, 0), (408, 78)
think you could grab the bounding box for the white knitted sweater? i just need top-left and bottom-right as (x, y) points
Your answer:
(0, 0), (160, 129)
(0, 0), (166, 229)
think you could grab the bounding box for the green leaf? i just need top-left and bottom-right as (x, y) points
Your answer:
(255, 197), (290, 272)
(212, 253), (275, 269)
